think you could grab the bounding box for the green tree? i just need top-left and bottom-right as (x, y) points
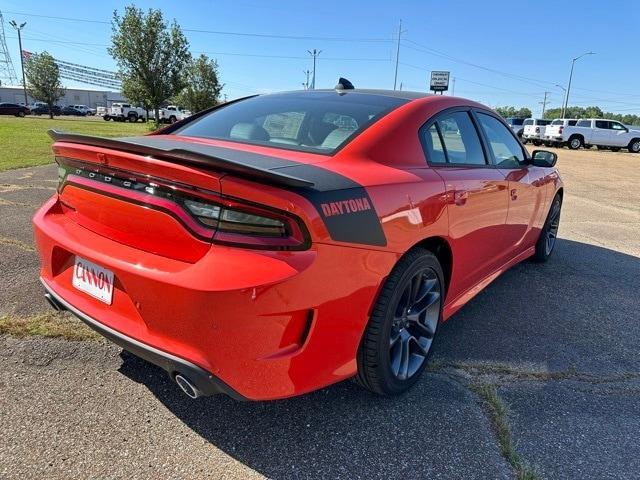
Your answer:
(109, 6), (191, 124)
(24, 52), (65, 119)
(175, 54), (223, 114)
(494, 106), (531, 118)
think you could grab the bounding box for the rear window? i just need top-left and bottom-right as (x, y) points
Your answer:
(508, 118), (525, 126)
(524, 119), (534, 126)
(551, 119), (563, 125)
(174, 92), (408, 154)
(538, 120), (551, 126)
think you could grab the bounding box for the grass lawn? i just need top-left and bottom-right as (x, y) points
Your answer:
(0, 116), (151, 172)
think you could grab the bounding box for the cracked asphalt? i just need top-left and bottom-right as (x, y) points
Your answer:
(1, 147), (639, 479)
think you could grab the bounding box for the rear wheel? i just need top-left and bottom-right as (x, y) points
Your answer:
(628, 139), (640, 153)
(533, 194), (562, 262)
(17, 111), (25, 117)
(568, 136), (583, 150)
(128, 113), (137, 123)
(355, 248), (443, 396)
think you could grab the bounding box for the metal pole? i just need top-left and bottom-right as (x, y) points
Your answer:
(9, 21), (28, 106)
(393, 20), (402, 90)
(452, 77), (455, 96)
(562, 52), (594, 118)
(308, 49), (321, 90)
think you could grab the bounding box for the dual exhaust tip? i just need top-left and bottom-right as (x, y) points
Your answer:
(44, 292), (203, 400)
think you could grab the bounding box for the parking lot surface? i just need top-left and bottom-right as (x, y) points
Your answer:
(1, 147), (639, 479)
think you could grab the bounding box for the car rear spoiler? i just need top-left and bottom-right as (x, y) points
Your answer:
(48, 130), (315, 189)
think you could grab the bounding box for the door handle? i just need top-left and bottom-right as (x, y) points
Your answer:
(454, 190), (468, 206)
(510, 189), (518, 201)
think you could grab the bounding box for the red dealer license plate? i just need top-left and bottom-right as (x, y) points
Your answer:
(72, 256), (115, 305)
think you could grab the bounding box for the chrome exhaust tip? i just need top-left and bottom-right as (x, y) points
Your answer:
(175, 374), (201, 399)
(44, 292), (65, 312)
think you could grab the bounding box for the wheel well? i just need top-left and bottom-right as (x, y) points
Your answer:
(414, 236), (452, 296)
(628, 137), (640, 146)
(569, 134), (583, 141)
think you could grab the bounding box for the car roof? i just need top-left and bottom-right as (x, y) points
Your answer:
(268, 88), (428, 101)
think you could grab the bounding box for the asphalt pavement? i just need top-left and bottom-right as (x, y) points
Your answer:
(1, 147), (639, 479)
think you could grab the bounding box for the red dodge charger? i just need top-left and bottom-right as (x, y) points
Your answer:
(34, 87), (563, 400)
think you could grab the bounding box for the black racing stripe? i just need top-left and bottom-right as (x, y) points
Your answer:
(52, 132), (387, 247)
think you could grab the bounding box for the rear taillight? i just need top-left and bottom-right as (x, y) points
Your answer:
(535, 127), (540, 133)
(56, 158), (310, 251)
(559, 127), (564, 134)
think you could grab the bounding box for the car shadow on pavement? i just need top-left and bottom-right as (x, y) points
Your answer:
(118, 238), (639, 480)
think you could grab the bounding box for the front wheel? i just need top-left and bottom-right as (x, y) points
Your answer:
(629, 139), (640, 153)
(355, 248), (443, 396)
(533, 194), (562, 262)
(17, 111), (25, 117)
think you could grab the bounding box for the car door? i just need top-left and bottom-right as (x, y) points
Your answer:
(421, 109), (510, 299)
(593, 120), (612, 145)
(474, 111), (548, 254)
(610, 121), (629, 147)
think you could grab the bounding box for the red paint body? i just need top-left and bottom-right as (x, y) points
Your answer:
(33, 95), (563, 400)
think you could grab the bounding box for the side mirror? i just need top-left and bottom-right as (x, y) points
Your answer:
(531, 150), (557, 168)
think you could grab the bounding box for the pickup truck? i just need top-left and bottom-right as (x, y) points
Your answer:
(104, 103), (148, 122)
(504, 117), (527, 138)
(159, 105), (189, 124)
(542, 119), (577, 146)
(544, 118), (640, 152)
(522, 119), (552, 145)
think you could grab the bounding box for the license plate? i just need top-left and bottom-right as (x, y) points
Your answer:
(72, 257), (115, 305)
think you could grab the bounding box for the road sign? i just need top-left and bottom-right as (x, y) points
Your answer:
(430, 71), (450, 92)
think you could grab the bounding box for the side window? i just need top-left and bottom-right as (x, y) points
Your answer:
(524, 119), (534, 126)
(423, 124), (447, 164)
(476, 113), (526, 168)
(568, 120), (577, 126)
(595, 120), (610, 129)
(611, 122), (626, 131)
(435, 111), (486, 165)
(576, 120), (591, 127)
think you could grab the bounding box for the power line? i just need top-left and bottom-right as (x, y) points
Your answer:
(3, 10), (392, 43)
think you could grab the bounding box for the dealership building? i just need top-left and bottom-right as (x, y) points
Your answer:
(0, 85), (126, 108)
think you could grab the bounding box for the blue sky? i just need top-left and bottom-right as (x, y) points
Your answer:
(2, 0), (639, 116)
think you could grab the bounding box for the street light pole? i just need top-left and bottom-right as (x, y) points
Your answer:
(562, 52), (595, 119)
(9, 20), (28, 106)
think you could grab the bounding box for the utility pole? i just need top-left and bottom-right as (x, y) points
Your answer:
(539, 91), (550, 118)
(393, 20), (402, 90)
(451, 77), (456, 96)
(302, 69), (310, 90)
(562, 52), (595, 119)
(307, 49), (321, 90)
(8, 19), (27, 106)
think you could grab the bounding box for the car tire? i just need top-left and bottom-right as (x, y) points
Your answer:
(355, 247), (444, 396)
(568, 136), (583, 150)
(533, 194), (562, 263)
(17, 111), (25, 118)
(533, 140), (542, 146)
(627, 139), (640, 153)
(169, 115), (177, 124)
(128, 113), (137, 123)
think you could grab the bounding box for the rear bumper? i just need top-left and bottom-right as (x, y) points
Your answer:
(42, 278), (245, 400)
(33, 196), (397, 400)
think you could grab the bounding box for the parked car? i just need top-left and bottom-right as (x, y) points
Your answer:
(72, 105), (95, 116)
(36, 89), (563, 400)
(96, 106), (107, 117)
(105, 103), (147, 122)
(543, 119), (577, 146)
(0, 102), (30, 117)
(504, 117), (527, 138)
(31, 104), (62, 116)
(522, 118), (552, 145)
(159, 105), (187, 123)
(61, 106), (87, 116)
(544, 118), (640, 152)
